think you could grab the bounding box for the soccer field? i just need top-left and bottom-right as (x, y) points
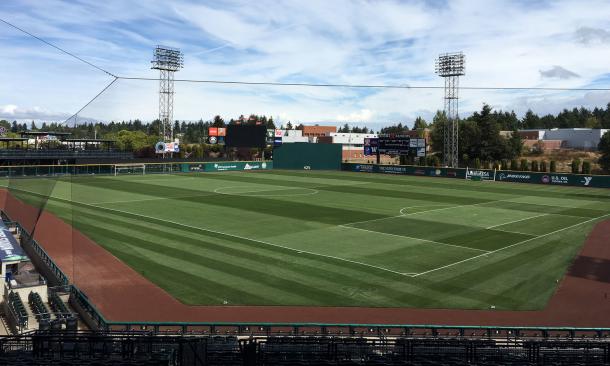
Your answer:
(6, 170), (610, 310)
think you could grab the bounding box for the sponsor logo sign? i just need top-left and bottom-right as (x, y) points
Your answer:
(217, 128), (226, 137)
(379, 165), (407, 174)
(582, 176), (593, 186)
(354, 164), (374, 172)
(466, 169), (492, 180)
(209, 127), (218, 136)
(208, 136), (217, 144)
(189, 164), (203, 171)
(497, 172), (531, 181)
(414, 169), (425, 175)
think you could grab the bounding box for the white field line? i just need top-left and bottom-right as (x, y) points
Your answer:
(59, 198), (408, 278)
(398, 204), (450, 215)
(410, 213), (610, 278)
(338, 225), (490, 253)
(342, 198), (512, 227)
(213, 186), (319, 197)
(486, 213), (549, 229)
(487, 228), (539, 236)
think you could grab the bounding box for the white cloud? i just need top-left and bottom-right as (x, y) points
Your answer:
(337, 109), (373, 122)
(539, 66), (580, 79)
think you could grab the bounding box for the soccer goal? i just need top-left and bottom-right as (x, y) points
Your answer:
(113, 163), (146, 176)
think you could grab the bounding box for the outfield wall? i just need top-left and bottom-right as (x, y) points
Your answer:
(342, 163), (610, 188)
(0, 161), (272, 177)
(273, 143), (342, 170)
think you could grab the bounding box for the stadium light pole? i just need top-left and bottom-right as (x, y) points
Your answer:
(151, 46), (183, 147)
(435, 52), (465, 168)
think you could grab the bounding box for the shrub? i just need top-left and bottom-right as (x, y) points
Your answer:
(520, 159), (529, 171)
(474, 158), (481, 169)
(501, 159), (508, 170)
(550, 160), (557, 172)
(582, 161), (591, 174)
(510, 159), (519, 170)
(540, 160), (547, 172)
(482, 160), (490, 169)
(571, 158), (581, 174)
(531, 160), (539, 172)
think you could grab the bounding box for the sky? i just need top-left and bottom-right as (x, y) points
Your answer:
(2, 0), (610, 129)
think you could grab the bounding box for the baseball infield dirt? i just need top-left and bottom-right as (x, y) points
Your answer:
(2, 189), (608, 327)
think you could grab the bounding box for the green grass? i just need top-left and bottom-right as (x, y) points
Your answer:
(4, 170), (610, 310)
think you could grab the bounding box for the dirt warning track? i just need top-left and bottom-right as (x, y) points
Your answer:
(2, 189), (609, 327)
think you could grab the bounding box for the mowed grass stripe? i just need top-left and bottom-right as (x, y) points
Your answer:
(71, 178), (387, 225)
(353, 216), (535, 252)
(75, 220), (340, 305)
(493, 213), (590, 236)
(481, 200), (607, 218)
(190, 172), (496, 205)
(258, 170), (610, 202)
(65, 205), (446, 306)
(71, 210), (398, 304)
(413, 222), (596, 310)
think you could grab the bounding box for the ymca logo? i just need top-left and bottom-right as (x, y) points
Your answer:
(582, 176), (592, 186)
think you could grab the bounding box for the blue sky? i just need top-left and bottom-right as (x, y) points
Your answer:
(2, 0), (610, 129)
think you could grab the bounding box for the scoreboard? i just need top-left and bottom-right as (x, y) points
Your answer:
(376, 135), (426, 156)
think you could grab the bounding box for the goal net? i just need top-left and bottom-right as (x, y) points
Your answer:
(113, 163), (146, 176)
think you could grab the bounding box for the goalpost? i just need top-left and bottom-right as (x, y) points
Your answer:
(113, 163), (146, 176)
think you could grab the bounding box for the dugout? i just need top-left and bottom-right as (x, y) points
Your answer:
(273, 143), (342, 170)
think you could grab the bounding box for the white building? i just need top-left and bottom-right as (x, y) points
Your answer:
(274, 129), (309, 143)
(519, 128), (609, 150)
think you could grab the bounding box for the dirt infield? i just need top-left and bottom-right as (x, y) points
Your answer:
(2, 189), (609, 327)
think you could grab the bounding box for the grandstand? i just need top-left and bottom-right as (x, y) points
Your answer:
(0, 131), (132, 166)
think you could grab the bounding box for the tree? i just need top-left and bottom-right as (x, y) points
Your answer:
(212, 115), (225, 127)
(412, 116), (427, 130)
(540, 160), (548, 172)
(598, 131), (610, 172)
(531, 160), (539, 172)
(550, 160), (557, 172)
(581, 161), (591, 174)
(571, 158), (581, 174)
(286, 121), (293, 130)
(520, 159), (529, 171)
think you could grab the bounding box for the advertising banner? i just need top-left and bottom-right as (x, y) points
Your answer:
(205, 161), (272, 172)
(364, 138), (379, 156)
(342, 163), (610, 188)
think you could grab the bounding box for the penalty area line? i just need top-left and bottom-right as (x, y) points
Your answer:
(411, 212), (610, 278)
(339, 225), (490, 253)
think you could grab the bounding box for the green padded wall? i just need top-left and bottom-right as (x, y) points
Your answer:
(273, 143), (342, 170)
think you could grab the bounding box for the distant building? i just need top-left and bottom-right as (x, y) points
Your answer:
(274, 129), (309, 143)
(503, 128), (609, 150)
(329, 132), (377, 160)
(301, 126), (337, 138)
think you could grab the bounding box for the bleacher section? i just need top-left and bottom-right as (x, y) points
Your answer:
(28, 292), (49, 322)
(6, 292), (28, 331)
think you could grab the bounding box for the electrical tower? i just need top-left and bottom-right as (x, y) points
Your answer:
(435, 52), (465, 167)
(151, 46), (183, 143)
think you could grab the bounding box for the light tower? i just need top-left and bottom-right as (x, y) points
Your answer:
(435, 52), (465, 167)
(151, 46), (183, 144)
